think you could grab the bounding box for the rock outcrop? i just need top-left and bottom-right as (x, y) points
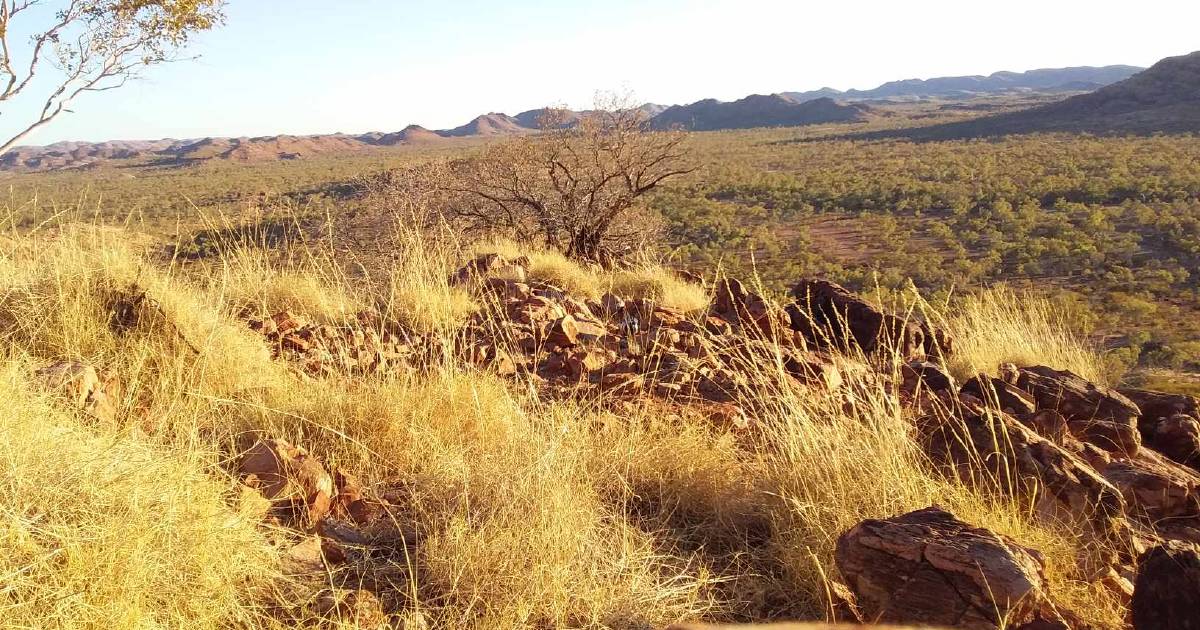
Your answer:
(1120, 388), (1200, 470)
(1015, 366), (1142, 456)
(835, 506), (1064, 629)
(1132, 541), (1200, 630)
(920, 402), (1126, 532)
(789, 279), (928, 360)
(232, 258), (1200, 627)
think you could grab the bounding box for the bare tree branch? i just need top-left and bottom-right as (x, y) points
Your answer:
(370, 100), (693, 265)
(0, 0), (224, 156)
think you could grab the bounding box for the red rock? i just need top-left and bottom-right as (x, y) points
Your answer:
(1024, 409), (1070, 445)
(270, 310), (307, 335)
(1119, 387), (1199, 423)
(703, 402), (752, 430)
(281, 333), (312, 352)
(901, 361), (953, 396)
(566, 349), (610, 381)
(509, 295), (565, 326)
(789, 279), (926, 360)
(240, 438), (334, 524)
(921, 404), (1125, 532)
(1016, 366), (1141, 456)
(960, 374), (1037, 416)
(482, 277), (530, 301)
(836, 506), (1057, 630)
(1132, 541), (1200, 630)
(1150, 414), (1200, 470)
(1099, 448), (1200, 523)
(783, 349), (843, 390)
(705, 315), (733, 336)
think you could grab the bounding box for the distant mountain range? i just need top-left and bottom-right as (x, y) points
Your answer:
(0, 61), (1178, 172)
(650, 95), (876, 131)
(783, 65), (1143, 102)
(0, 104), (676, 171)
(876, 51), (1200, 139)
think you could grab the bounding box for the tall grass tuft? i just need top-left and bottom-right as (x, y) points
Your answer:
(942, 285), (1111, 385)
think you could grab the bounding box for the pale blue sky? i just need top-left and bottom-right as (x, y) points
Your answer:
(4, 0), (1198, 145)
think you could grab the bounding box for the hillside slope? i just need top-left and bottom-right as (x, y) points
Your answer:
(651, 95), (872, 131)
(785, 64), (1142, 102)
(887, 51), (1200, 138)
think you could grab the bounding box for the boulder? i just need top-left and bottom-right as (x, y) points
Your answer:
(1015, 366), (1141, 456)
(900, 361), (953, 396)
(835, 506), (1056, 629)
(1132, 541), (1200, 630)
(921, 403), (1125, 531)
(790, 279), (925, 360)
(1119, 387), (1199, 424)
(1099, 448), (1200, 524)
(239, 438), (334, 524)
(546, 315), (582, 346)
(1148, 414), (1200, 470)
(1023, 410), (1070, 446)
(960, 375), (1037, 416)
(1119, 388), (1200, 469)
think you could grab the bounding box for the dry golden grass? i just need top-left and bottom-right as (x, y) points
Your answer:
(476, 240), (711, 312)
(0, 361), (279, 629)
(941, 285), (1111, 385)
(213, 246), (365, 324)
(381, 232), (479, 335)
(0, 222), (1127, 629)
(608, 266), (710, 313)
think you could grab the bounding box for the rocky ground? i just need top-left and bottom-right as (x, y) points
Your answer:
(32, 251), (1200, 629)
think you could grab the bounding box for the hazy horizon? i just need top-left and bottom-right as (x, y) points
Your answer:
(2, 0), (1197, 146)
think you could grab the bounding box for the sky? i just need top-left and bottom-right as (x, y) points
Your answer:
(3, 0), (1198, 145)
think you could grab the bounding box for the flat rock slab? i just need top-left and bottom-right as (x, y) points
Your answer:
(835, 506), (1051, 630)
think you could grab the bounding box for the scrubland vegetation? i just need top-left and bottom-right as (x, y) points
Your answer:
(0, 207), (1138, 628)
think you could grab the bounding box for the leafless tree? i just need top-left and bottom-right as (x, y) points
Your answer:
(432, 103), (694, 263)
(0, 0), (224, 154)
